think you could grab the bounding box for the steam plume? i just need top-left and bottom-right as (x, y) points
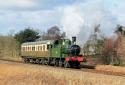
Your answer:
(60, 0), (125, 45)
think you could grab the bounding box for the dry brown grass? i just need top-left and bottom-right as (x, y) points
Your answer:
(96, 65), (125, 74)
(0, 61), (125, 85)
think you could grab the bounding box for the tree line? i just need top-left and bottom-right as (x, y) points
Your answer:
(14, 26), (65, 44)
(0, 26), (65, 59)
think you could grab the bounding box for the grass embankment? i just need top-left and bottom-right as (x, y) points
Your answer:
(0, 61), (125, 85)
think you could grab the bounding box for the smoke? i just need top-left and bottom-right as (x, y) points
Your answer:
(61, 6), (84, 39)
(60, 0), (125, 46)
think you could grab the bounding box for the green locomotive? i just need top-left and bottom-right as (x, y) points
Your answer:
(21, 37), (86, 68)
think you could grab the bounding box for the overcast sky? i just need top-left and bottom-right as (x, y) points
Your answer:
(0, 0), (125, 35)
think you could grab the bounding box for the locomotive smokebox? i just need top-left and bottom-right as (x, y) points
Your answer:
(72, 36), (76, 45)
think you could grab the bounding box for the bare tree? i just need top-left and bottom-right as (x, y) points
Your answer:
(0, 35), (20, 59)
(41, 26), (66, 40)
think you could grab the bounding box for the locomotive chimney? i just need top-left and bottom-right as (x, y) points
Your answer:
(72, 36), (76, 45)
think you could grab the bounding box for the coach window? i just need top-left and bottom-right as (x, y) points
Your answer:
(24, 47), (26, 51)
(29, 47), (30, 51)
(24, 47), (25, 51)
(32, 46), (35, 51)
(36, 46), (38, 51)
(28, 46), (30, 51)
(39, 46), (42, 51)
(40, 46), (42, 51)
(22, 47), (25, 51)
(28, 47), (30, 51)
(27, 47), (28, 51)
(39, 46), (41, 51)
(30, 47), (32, 51)
(43, 45), (45, 51)
(38, 46), (40, 51)
(25, 47), (27, 51)
(37, 46), (38, 51)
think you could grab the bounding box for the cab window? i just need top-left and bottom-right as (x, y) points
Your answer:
(47, 45), (52, 50)
(54, 40), (59, 48)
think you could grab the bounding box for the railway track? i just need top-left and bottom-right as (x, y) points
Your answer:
(0, 58), (22, 63)
(0, 58), (125, 77)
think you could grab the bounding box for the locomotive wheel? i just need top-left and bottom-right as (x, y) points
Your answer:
(64, 61), (70, 68)
(59, 61), (63, 67)
(36, 59), (40, 64)
(23, 58), (28, 63)
(40, 59), (45, 65)
(29, 58), (34, 63)
(55, 60), (59, 67)
(75, 62), (80, 69)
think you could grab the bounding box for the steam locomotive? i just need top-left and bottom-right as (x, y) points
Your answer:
(21, 37), (86, 68)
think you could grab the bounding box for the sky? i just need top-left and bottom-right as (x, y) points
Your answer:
(0, 0), (125, 42)
(0, 0), (75, 34)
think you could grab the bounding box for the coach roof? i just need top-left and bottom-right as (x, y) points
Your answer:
(22, 40), (54, 46)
